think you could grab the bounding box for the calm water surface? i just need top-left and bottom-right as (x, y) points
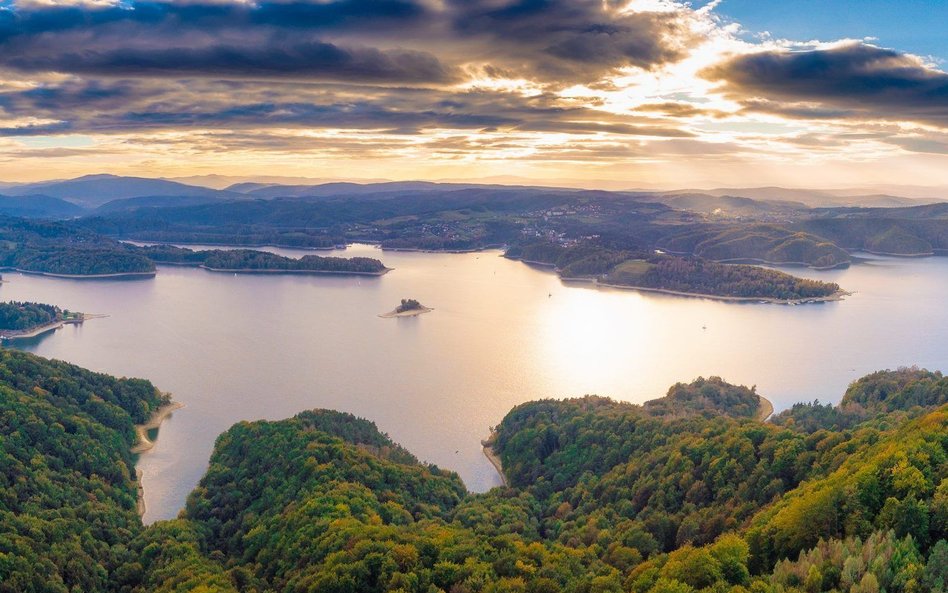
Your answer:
(5, 245), (947, 522)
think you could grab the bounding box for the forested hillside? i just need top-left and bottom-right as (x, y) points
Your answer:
(0, 350), (166, 592)
(0, 353), (944, 593)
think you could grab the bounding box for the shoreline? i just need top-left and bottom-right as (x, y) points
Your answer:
(199, 265), (391, 276)
(0, 312), (107, 341)
(710, 257), (851, 271)
(757, 396), (774, 422)
(841, 247), (936, 258)
(381, 244), (504, 254)
(1, 267), (156, 279)
(379, 306), (434, 318)
(122, 239), (339, 251)
(564, 277), (850, 305)
(481, 432), (507, 487)
(132, 400), (185, 455)
(133, 399), (183, 518)
(0, 320), (63, 340)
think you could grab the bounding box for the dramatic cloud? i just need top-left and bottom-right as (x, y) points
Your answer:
(704, 43), (948, 128)
(0, 77), (697, 137)
(0, 0), (945, 187)
(0, 0), (688, 85)
(445, 0), (693, 82)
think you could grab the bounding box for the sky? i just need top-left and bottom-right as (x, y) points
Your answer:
(0, 0), (946, 189)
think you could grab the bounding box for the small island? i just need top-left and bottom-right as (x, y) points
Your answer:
(379, 298), (433, 318)
(0, 301), (95, 340)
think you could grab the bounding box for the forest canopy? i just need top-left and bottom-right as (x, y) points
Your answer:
(0, 350), (944, 593)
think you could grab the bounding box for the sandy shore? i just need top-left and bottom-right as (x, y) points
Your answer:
(136, 469), (146, 517)
(757, 396), (774, 422)
(481, 432), (508, 487)
(132, 400), (184, 455)
(133, 399), (183, 517)
(0, 320), (64, 340)
(379, 306), (434, 318)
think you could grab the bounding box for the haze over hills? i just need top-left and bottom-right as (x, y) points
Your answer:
(3, 174), (232, 208)
(0, 175), (944, 216)
(667, 187), (944, 209)
(0, 194), (85, 218)
(165, 174), (393, 190)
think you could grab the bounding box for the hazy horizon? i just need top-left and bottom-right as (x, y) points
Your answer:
(2, 171), (948, 200)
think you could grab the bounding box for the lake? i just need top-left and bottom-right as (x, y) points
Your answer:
(5, 244), (947, 523)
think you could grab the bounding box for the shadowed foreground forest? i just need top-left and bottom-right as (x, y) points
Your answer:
(0, 351), (944, 593)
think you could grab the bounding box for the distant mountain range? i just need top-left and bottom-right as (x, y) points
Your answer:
(0, 174), (943, 219)
(683, 187), (932, 208)
(2, 174), (230, 208)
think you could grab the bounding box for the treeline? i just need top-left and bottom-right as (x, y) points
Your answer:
(2, 248), (155, 275)
(772, 367), (948, 432)
(201, 249), (387, 274)
(609, 255), (840, 300)
(127, 244), (389, 274)
(0, 301), (60, 330)
(105, 230), (342, 249)
(642, 376), (763, 419)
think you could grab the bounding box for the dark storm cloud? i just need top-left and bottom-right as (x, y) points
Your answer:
(0, 0), (688, 84)
(11, 40), (456, 83)
(446, 0), (691, 81)
(0, 0), (703, 143)
(0, 1), (453, 83)
(704, 43), (948, 127)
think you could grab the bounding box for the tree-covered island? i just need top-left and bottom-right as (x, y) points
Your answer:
(380, 298), (433, 318)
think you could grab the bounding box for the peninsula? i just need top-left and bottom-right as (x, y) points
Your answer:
(0, 301), (98, 341)
(509, 242), (843, 304)
(379, 298), (433, 318)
